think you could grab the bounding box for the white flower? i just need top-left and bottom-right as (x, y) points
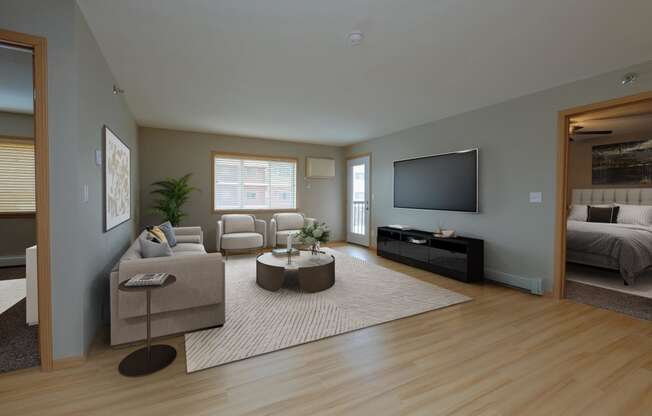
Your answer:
(313, 228), (323, 238)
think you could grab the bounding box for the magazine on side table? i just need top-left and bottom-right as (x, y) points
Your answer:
(125, 272), (169, 287)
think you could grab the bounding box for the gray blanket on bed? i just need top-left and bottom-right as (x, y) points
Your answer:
(566, 220), (652, 284)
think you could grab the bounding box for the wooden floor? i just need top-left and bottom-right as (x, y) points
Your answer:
(1, 244), (652, 415)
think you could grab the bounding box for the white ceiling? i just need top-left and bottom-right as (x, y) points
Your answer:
(0, 46), (33, 114)
(77, 0), (652, 146)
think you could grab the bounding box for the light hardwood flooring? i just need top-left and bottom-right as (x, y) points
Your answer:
(1, 244), (651, 415)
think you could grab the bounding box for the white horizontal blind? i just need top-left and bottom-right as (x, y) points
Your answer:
(214, 155), (296, 210)
(0, 138), (36, 213)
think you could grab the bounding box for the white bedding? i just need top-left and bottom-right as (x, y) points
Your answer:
(566, 220), (652, 284)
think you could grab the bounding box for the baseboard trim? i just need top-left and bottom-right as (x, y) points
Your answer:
(0, 255), (26, 267)
(52, 355), (86, 370)
(485, 268), (544, 296)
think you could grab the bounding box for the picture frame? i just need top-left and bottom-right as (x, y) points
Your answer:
(103, 125), (131, 231)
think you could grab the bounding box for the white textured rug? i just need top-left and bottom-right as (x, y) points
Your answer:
(0, 279), (26, 315)
(184, 249), (470, 373)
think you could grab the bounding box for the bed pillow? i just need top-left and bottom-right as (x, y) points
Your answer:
(616, 204), (652, 225)
(587, 206), (619, 223)
(568, 204), (588, 221)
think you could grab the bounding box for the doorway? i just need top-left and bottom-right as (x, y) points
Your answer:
(347, 154), (371, 246)
(0, 29), (52, 371)
(554, 92), (652, 306)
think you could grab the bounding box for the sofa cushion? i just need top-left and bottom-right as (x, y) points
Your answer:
(140, 237), (173, 258)
(172, 243), (207, 255)
(221, 232), (263, 250)
(274, 213), (304, 231)
(223, 214), (255, 234)
(275, 229), (301, 245)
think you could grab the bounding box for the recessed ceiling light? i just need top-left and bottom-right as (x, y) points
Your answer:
(347, 31), (364, 46)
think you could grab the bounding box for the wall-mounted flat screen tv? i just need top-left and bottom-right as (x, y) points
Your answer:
(393, 148), (478, 212)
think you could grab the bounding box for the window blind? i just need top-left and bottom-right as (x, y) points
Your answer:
(0, 138), (36, 213)
(213, 154), (296, 210)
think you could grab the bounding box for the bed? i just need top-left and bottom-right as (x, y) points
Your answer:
(566, 188), (652, 285)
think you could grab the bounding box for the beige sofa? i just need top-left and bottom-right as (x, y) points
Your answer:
(109, 226), (225, 346)
(270, 213), (315, 247)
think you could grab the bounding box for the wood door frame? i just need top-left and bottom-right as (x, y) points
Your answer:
(346, 153), (372, 247)
(0, 28), (53, 371)
(553, 91), (652, 299)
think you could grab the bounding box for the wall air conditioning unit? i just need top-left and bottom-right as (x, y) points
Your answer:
(306, 157), (335, 178)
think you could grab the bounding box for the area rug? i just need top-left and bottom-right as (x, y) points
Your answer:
(184, 249), (471, 373)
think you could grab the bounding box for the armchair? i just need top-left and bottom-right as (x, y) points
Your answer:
(270, 213), (316, 247)
(217, 214), (267, 257)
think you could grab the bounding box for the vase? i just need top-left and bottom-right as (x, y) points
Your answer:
(311, 242), (320, 255)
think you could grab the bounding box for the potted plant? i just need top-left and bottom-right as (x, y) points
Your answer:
(148, 173), (198, 226)
(297, 222), (330, 254)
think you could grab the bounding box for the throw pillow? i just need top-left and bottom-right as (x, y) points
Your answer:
(568, 204), (588, 221)
(146, 226), (168, 244)
(158, 221), (177, 247)
(587, 206), (619, 223)
(140, 236), (173, 258)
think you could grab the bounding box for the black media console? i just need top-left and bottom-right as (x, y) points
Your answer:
(377, 226), (484, 283)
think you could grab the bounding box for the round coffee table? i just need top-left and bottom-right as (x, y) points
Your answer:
(118, 275), (177, 377)
(256, 251), (335, 293)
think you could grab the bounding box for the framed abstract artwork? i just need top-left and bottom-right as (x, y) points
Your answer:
(592, 139), (652, 185)
(103, 125), (131, 231)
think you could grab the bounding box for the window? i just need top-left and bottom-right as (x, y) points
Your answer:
(213, 153), (297, 211)
(0, 138), (35, 214)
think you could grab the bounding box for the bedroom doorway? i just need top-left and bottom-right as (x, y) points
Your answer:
(0, 29), (52, 371)
(555, 92), (652, 318)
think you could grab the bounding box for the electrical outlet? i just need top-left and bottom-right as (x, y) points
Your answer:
(95, 149), (102, 166)
(81, 184), (89, 203)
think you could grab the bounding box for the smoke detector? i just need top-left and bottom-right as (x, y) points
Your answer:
(347, 31), (364, 46)
(621, 73), (638, 86)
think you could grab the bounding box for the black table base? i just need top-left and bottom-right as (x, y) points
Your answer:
(119, 344), (177, 377)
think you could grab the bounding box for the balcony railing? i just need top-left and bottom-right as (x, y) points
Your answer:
(351, 201), (366, 235)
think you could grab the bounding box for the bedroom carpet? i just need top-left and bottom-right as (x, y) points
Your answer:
(184, 248), (471, 373)
(565, 280), (652, 320)
(0, 267), (40, 373)
(566, 263), (652, 299)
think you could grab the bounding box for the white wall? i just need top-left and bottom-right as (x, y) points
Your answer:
(346, 60), (652, 293)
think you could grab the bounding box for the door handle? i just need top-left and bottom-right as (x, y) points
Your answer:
(365, 201), (369, 211)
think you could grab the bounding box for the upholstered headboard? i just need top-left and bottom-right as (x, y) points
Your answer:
(571, 188), (652, 205)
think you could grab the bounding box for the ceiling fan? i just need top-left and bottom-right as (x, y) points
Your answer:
(569, 125), (613, 141)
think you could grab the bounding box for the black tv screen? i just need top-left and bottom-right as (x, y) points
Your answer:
(393, 149), (478, 212)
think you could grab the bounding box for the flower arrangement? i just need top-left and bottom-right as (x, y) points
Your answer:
(297, 222), (330, 254)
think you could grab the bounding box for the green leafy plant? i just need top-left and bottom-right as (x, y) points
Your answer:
(297, 222), (330, 253)
(148, 173), (198, 226)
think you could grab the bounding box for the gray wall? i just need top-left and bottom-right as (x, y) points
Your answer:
(139, 127), (345, 251)
(0, 1), (139, 359)
(0, 111), (34, 137)
(345, 60), (652, 293)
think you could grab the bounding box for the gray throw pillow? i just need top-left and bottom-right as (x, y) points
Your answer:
(140, 236), (173, 258)
(158, 221), (177, 247)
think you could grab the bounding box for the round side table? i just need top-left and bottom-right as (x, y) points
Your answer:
(118, 275), (177, 377)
